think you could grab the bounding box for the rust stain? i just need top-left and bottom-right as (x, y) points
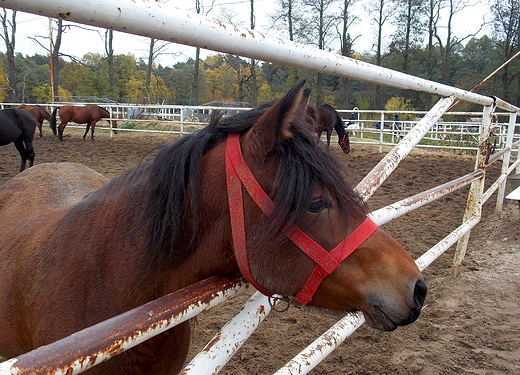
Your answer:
(203, 332), (223, 351)
(58, 11), (71, 19)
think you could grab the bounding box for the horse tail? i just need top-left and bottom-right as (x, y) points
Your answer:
(50, 107), (59, 135)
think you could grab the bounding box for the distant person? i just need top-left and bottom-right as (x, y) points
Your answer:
(346, 113), (356, 127)
(392, 114), (403, 139)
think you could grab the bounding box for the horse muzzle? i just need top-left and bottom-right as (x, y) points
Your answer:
(364, 277), (427, 331)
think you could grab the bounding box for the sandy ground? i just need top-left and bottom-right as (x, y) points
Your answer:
(1, 126), (519, 374)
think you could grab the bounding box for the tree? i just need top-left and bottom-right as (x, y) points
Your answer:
(433, 0), (484, 84)
(0, 8), (18, 101)
(249, 0), (258, 106)
(302, 0), (341, 104)
(113, 54), (139, 102)
(491, 0), (520, 104)
(337, 0), (359, 108)
(105, 29), (116, 100)
(391, 0), (426, 73)
(144, 38), (169, 103)
(48, 19), (65, 102)
(367, 0), (394, 108)
(0, 59), (9, 101)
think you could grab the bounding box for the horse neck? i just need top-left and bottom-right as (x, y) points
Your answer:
(334, 116), (346, 137)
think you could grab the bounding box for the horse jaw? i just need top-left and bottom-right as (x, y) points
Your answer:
(308, 228), (427, 331)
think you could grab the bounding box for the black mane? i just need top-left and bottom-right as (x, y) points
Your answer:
(141, 104), (366, 269)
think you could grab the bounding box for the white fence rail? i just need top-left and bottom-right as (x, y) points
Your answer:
(3, 102), (518, 152)
(0, 0), (519, 374)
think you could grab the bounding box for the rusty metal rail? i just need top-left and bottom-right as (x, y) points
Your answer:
(0, 277), (249, 375)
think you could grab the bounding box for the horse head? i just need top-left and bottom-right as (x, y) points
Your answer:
(224, 80), (426, 331)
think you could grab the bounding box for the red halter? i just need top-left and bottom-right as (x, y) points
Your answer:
(339, 133), (350, 153)
(225, 133), (377, 305)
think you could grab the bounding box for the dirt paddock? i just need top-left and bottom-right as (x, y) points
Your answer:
(1, 127), (519, 374)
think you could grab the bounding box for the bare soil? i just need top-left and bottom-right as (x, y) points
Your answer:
(1, 127), (519, 374)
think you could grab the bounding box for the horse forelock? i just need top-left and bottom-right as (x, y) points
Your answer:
(264, 120), (365, 234)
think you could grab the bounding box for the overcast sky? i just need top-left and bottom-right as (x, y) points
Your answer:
(11, 0), (489, 67)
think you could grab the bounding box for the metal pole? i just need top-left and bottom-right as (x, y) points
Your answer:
(452, 104), (495, 277)
(0, 277), (248, 375)
(496, 112), (518, 211)
(0, 0), (498, 107)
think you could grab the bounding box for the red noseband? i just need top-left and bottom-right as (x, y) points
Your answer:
(339, 134), (350, 152)
(225, 133), (377, 305)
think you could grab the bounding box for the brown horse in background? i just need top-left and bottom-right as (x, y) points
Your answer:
(307, 103), (351, 154)
(50, 104), (118, 141)
(0, 80), (426, 374)
(17, 104), (52, 138)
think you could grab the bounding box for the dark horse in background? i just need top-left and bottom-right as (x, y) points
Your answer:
(307, 103), (351, 154)
(0, 80), (426, 374)
(0, 108), (37, 172)
(17, 104), (52, 138)
(50, 104), (118, 141)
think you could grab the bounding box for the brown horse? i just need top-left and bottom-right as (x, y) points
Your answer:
(0, 80), (426, 374)
(17, 104), (52, 138)
(307, 103), (351, 153)
(0, 108), (37, 172)
(50, 104), (118, 141)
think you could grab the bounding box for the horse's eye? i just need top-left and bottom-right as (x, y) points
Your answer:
(308, 200), (331, 213)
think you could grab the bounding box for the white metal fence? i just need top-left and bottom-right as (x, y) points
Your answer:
(0, 0), (519, 374)
(3, 101), (518, 153)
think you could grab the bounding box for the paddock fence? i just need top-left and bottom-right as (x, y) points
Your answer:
(3, 101), (519, 154)
(0, 0), (519, 374)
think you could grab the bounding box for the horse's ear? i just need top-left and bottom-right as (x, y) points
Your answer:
(246, 79), (310, 154)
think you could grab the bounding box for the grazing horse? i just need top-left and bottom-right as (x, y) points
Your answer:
(307, 103), (351, 153)
(17, 104), (52, 138)
(50, 104), (118, 141)
(0, 108), (37, 172)
(0, 80), (426, 375)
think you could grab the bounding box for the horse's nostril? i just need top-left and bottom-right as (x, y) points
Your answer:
(414, 278), (428, 308)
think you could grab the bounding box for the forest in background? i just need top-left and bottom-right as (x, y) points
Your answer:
(0, 0), (519, 113)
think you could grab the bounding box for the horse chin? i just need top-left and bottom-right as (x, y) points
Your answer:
(363, 296), (423, 332)
(363, 306), (400, 331)
(294, 304), (353, 321)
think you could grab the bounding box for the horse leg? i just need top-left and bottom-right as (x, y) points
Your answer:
(83, 124), (91, 140)
(58, 122), (67, 142)
(37, 123), (43, 138)
(13, 138), (27, 172)
(90, 121), (96, 140)
(24, 135), (35, 168)
(326, 130), (331, 148)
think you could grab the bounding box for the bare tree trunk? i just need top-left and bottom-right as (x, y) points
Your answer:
(373, 0), (389, 108)
(146, 38), (155, 100)
(105, 29), (115, 99)
(249, 0), (257, 106)
(193, 47), (200, 105)
(339, 0), (355, 108)
(0, 9), (18, 102)
(51, 19), (63, 102)
(193, 0), (201, 105)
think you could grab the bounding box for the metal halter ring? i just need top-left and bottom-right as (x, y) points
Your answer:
(268, 295), (293, 313)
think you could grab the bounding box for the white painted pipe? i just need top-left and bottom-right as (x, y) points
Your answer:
(1, 0), (497, 107)
(180, 291), (272, 375)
